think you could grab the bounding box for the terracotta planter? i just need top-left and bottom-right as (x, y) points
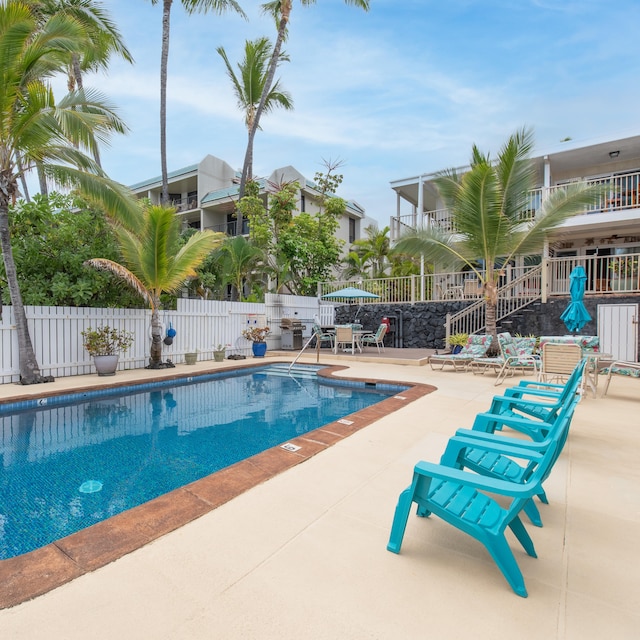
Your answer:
(93, 355), (119, 376)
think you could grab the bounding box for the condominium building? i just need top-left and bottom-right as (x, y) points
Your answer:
(130, 155), (368, 251)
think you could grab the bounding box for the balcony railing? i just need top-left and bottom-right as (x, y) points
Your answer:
(391, 169), (640, 240)
(319, 253), (640, 306)
(171, 196), (199, 213)
(206, 219), (250, 236)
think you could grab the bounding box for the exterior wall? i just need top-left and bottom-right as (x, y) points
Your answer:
(198, 155), (236, 195)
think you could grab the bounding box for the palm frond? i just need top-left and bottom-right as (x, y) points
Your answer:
(84, 258), (152, 308)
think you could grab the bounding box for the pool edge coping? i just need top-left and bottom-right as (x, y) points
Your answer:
(0, 363), (435, 609)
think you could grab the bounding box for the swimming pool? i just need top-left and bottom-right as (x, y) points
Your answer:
(0, 364), (408, 560)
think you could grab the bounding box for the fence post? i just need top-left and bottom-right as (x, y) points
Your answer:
(445, 312), (451, 349)
(541, 258), (549, 303)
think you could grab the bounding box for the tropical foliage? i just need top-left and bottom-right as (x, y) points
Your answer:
(0, 2), (140, 383)
(3, 193), (144, 307)
(217, 36), (292, 202)
(85, 203), (224, 368)
(395, 127), (605, 346)
(238, 164), (345, 297)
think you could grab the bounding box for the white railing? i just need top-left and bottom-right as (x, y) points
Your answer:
(0, 294), (330, 384)
(445, 266), (543, 342)
(547, 253), (640, 296)
(391, 169), (640, 240)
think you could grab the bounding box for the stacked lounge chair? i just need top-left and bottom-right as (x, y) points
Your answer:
(387, 360), (586, 598)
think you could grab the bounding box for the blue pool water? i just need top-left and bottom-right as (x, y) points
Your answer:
(0, 364), (406, 559)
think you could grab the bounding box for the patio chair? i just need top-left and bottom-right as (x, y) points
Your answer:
(387, 411), (572, 597)
(463, 278), (482, 298)
(448, 389), (580, 526)
(334, 325), (358, 355)
(601, 360), (640, 396)
(538, 342), (583, 384)
(312, 323), (334, 350)
(487, 359), (587, 428)
(470, 333), (539, 385)
(360, 323), (387, 353)
(428, 334), (493, 371)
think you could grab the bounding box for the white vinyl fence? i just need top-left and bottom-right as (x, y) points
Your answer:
(0, 294), (335, 384)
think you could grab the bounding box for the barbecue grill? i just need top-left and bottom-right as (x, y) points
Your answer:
(280, 318), (305, 350)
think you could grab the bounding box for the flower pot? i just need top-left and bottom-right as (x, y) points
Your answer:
(93, 355), (119, 376)
(185, 352), (197, 365)
(213, 350), (225, 362)
(252, 341), (267, 357)
(451, 345), (463, 354)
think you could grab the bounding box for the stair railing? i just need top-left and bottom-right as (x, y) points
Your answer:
(445, 265), (543, 345)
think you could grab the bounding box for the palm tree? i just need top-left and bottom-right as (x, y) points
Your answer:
(217, 235), (265, 301)
(0, 2), (140, 384)
(238, 0), (370, 199)
(86, 204), (224, 367)
(349, 224), (391, 278)
(217, 36), (292, 232)
(149, 0), (246, 205)
(25, 0), (135, 168)
(394, 127), (605, 346)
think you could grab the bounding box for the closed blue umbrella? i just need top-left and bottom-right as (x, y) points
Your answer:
(560, 266), (592, 333)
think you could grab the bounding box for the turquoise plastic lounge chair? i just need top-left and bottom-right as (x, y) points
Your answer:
(446, 391), (580, 526)
(387, 412), (571, 597)
(476, 360), (586, 437)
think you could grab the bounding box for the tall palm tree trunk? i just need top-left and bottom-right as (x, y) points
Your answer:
(149, 303), (164, 368)
(159, 0), (172, 205)
(238, 1), (291, 201)
(0, 201), (48, 383)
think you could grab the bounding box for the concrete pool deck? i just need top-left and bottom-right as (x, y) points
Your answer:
(0, 353), (638, 638)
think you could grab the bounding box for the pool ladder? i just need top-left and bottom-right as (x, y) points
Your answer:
(288, 332), (320, 373)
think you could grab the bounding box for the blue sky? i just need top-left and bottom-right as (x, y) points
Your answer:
(90, 0), (640, 226)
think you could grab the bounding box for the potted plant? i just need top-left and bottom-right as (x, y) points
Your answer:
(184, 348), (198, 365)
(82, 326), (134, 376)
(213, 343), (226, 362)
(448, 332), (469, 354)
(609, 257), (639, 291)
(242, 326), (271, 357)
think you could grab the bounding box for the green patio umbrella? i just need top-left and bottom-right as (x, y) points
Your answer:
(321, 286), (380, 301)
(560, 266), (592, 333)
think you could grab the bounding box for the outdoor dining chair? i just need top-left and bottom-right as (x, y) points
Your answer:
(334, 325), (359, 355)
(538, 342), (583, 384)
(360, 323), (387, 353)
(312, 323), (334, 350)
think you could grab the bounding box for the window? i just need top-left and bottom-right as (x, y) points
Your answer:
(349, 218), (356, 244)
(300, 195), (306, 212)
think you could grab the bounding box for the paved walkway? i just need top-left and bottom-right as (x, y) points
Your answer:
(0, 355), (638, 638)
